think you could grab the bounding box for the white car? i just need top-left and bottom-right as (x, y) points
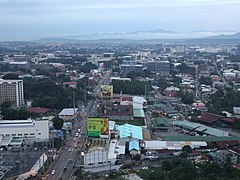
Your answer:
(51, 170), (55, 175)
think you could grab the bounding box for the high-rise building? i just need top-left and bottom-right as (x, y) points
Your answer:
(0, 79), (24, 107)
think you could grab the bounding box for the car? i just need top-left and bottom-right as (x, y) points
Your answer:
(68, 148), (72, 152)
(51, 170), (55, 175)
(63, 167), (67, 172)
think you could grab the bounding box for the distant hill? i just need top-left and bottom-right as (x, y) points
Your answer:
(36, 30), (240, 44)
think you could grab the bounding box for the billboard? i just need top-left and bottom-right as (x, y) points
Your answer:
(100, 85), (113, 98)
(87, 117), (109, 138)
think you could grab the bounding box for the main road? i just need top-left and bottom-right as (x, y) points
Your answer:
(47, 75), (103, 179)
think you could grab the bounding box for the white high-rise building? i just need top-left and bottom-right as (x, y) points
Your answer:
(0, 79), (24, 107)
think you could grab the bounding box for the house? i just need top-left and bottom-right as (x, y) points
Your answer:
(27, 107), (49, 115)
(152, 117), (169, 132)
(129, 138), (140, 156)
(198, 113), (224, 125)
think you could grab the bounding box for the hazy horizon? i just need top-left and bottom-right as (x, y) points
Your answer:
(1, 0), (240, 40)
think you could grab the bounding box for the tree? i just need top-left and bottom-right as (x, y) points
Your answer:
(2, 73), (20, 79)
(199, 76), (213, 85)
(180, 92), (194, 104)
(53, 117), (64, 130)
(0, 101), (12, 109)
(1, 108), (36, 120)
(182, 145), (192, 153)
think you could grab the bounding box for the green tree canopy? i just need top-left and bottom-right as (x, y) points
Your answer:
(53, 116), (64, 130)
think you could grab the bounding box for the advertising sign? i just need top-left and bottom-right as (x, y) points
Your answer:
(87, 117), (109, 138)
(100, 85), (113, 98)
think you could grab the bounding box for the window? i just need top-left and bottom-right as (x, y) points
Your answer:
(12, 134), (16, 136)
(18, 134), (22, 136)
(30, 133), (35, 136)
(38, 133), (41, 135)
(24, 134), (28, 136)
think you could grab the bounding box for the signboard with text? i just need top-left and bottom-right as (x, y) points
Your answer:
(87, 117), (109, 138)
(100, 85), (113, 98)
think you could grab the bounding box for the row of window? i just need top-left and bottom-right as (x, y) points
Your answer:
(3, 133), (41, 136)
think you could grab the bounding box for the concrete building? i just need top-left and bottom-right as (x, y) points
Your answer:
(9, 61), (30, 70)
(58, 108), (79, 121)
(0, 119), (49, 146)
(0, 79), (24, 107)
(120, 64), (143, 76)
(147, 61), (170, 75)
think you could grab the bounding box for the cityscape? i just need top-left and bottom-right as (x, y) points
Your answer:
(1, 0), (240, 180)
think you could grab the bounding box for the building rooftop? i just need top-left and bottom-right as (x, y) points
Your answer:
(116, 124), (143, 140)
(58, 108), (78, 116)
(133, 109), (145, 118)
(129, 139), (140, 151)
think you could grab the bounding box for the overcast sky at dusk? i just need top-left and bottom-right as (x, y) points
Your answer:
(0, 0), (240, 40)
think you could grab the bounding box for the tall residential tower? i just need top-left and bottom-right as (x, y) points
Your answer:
(0, 79), (24, 107)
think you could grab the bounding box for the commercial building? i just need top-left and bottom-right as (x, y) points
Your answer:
(0, 119), (50, 146)
(120, 64), (143, 76)
(147, 61), (170, 75)
(0, 79), (24, 107)
(58, 108), (79, 121)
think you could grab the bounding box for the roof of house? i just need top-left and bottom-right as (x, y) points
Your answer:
(27, 107), (49, 114)
(152, 117), (169, 128)
(215, 140), (240, 149)
(129, 139), (140, 151)
(198, 113), (224, 124)
(221, 117), (237, 124)
(63, 81), (77, 85)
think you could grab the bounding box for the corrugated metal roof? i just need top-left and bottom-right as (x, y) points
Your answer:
(129, 139), (140, 151)
(133, 109), (145, 118)
(116, 124), (143, 140)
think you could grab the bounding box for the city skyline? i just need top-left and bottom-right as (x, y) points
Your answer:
(0, 0), (240, 40)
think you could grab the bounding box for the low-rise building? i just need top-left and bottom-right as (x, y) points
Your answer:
(58, 108), (79, 121)
(0, 119), (49, 146)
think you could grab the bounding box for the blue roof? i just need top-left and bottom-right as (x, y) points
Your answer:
(116, 124), (143, 140)
(129, 139), (140, 151)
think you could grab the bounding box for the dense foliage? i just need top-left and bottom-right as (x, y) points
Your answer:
(137, 157), (240, 180)
(24, 78), (72, 109)
(111, 80), (152, 95)
(199, 76), (213, 85)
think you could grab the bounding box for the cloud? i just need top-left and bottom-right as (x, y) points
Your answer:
(0, 0), (240, 40)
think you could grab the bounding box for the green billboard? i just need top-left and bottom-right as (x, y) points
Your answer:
(87, 117), (109, 138)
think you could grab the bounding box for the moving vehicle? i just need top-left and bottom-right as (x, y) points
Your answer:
(51, 170), (55, 175)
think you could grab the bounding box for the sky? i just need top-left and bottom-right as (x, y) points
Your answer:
(0, 0), (240, 40)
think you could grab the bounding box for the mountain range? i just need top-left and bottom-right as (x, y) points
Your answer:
(37, 30), (240, 44)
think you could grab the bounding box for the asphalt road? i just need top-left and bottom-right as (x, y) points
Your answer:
(47, 82), (99, 180)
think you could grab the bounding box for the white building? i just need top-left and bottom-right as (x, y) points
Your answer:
(0, 79), (24, 107)
(58, 108), (79, 121)
(0, 119), (49, 145)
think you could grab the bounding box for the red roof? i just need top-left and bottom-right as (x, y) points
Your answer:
(63, 81), (77, 85)
(215, 140), (240, 149)
(27, 107), (49, 114)
(198, 113), (223, 124)
(221, 117), (236, 124)
(122, 97), (133, 101)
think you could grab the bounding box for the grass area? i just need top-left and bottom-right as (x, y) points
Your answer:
(114, 119), (145, 126)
